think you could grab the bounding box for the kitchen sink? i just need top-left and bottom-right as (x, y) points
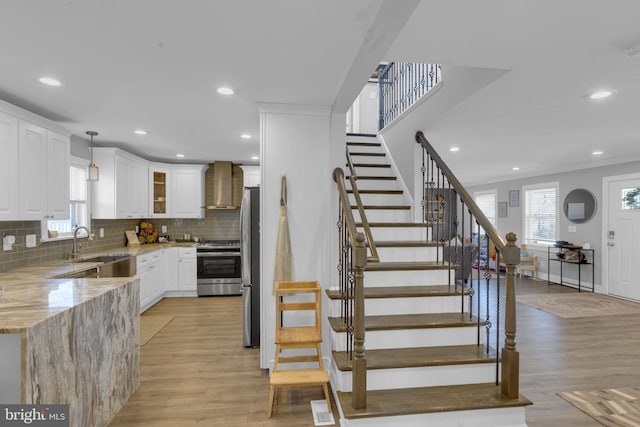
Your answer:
(57, 254), (137, 278)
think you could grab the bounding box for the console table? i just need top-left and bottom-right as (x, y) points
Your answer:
(547, 246), (595, 292)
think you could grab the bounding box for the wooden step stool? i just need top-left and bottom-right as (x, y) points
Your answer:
(268, 281), (331, 418)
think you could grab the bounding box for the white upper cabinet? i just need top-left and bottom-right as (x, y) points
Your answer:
(18, 121), (70, 220)
(171, 166), (206, 218)
(92, 148), (148, 219)
(149, 164), (171, 218)
(0, 101), (71, 221)
(241, 165), (260, 187)
(0, 112), (19, 220)
(47, 131), (71, 219)
(19, 122), (48, 220)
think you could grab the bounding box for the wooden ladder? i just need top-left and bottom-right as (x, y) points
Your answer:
(268, 281), (331, 418)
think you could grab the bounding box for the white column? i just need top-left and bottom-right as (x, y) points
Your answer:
(259, 103), (338, 369)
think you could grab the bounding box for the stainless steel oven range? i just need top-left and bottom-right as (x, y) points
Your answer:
(196, 240), (242, 296)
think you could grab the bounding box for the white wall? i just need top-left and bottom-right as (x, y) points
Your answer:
(379, 64), (508, 201)
(347, 82), (379, 134)
(468, 159), (640, 291)
(259, 104), (341, 369)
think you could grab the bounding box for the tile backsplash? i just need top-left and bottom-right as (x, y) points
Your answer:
(0, 210), (239, 273)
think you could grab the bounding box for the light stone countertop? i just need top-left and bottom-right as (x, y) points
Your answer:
(0, 242), (195, 333)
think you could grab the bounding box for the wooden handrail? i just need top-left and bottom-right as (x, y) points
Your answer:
(332, 167), (368, 408)
(344, 150), (380, 262)
(416, 131), (510, 255)
(416, 130), (520, 399)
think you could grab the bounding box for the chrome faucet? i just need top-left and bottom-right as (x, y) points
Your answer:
(70, 226), (93, 259)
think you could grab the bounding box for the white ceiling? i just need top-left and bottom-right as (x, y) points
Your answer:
(387, 0), (640, 184)
(1, 0), (640, 184)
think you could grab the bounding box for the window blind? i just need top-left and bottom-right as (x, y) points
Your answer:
(524, 187), (556, 244)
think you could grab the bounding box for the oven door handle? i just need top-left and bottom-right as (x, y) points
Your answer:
(197, 252), (241, 257)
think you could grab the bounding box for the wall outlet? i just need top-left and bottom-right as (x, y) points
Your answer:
(25, 234), (36, 248)
(162, 225), (167, 233)
(3, 235), (15, 251)
(99, 228), (104, 238)
(568, 225), (577, 233)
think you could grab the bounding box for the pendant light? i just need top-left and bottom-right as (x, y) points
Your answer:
(86, 131), (99, 181)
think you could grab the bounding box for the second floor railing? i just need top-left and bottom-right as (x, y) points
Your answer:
(378, 62), (441, 130)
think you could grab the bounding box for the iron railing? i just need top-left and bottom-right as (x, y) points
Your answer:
(416, 130), (521, 399)
(333, 167), (367, 409)
(378, 62), (441, 130)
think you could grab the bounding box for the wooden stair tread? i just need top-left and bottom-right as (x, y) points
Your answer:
(346, 141), (380, 147)
(351, 204), (411, 210)
(358, 222), (431, 228)
(366, 261), (452, 271)
(373, 240), (441, 247)
(328, 312), (485, 332)
(325, 285), (468, 300)
(332, 345), (498, 371)
(347, 175), (396, 180)
(348, 189), (403, 195)
(349, 152), (386, 157)
(338, 383), (532, 420)
(351, 163), (391, 168)
(270, 369), (328, 385)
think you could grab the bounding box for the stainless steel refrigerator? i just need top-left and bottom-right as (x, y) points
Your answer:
(241, 187), (260, 347)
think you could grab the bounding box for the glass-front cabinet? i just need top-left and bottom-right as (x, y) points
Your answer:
(149, 165), (171, 218)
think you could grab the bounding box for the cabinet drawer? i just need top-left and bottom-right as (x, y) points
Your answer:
(178, 247), (196, 258)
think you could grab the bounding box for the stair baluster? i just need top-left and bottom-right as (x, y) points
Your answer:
(416, 130), (521, 400)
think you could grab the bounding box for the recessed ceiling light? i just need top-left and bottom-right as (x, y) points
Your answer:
(592, 150), (604, 156)
(176, 153), (185, 158)
(217, 87), (234, 95)
(589, 90), (615, 100)
(134, 129), (148, 135)
(251, 156), (259, 160)
(38, 77), (62, 86)
(240, 133), (251, 139)
(449, 147), (460, 152)
(512, 166), (520, 171)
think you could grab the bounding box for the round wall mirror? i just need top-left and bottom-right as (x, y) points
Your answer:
(563, 188), (597, 223)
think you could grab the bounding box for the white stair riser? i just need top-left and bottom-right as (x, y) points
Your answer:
(368, 226), (431, 241)
(348, 193), (405, 205)
(352, 166), (395, 176)
(354, 209), (412, 223)
(328, 295), (466, 317)
(351, 179), (400, 191)
(376, 246), (440, 262)
(331, 362), (500, 392)
(331, 326), (482, 351)
(365, 269), (450, 286)
(348, 155), (388, 164)
(337, 406), (527, 427)
(346, 144), (381, 152)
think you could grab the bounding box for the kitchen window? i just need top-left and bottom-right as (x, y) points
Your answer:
(523, 182), (558, 246)
(41, 156), (90, 241)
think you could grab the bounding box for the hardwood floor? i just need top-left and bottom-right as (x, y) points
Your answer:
(109, 296), (336, 427)
(109, 279), (640, 426)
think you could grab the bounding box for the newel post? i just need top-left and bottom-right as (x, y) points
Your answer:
(352, 232), (367, 409)
(501, 232), (520, 399)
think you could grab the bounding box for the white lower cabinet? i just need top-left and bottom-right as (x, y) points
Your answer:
(178, 247), (197, 292)
(139, 246), (198, 311)
(164, 246), (198, 297)
(137, 249), (166, 312)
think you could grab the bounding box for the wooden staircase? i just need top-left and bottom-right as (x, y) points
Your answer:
(328, 135), (531, 426)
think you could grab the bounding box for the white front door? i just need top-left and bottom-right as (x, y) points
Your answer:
(606, 175), (640, 300)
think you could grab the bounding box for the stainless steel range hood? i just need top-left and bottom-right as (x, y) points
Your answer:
(204, 161), (243, 209)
